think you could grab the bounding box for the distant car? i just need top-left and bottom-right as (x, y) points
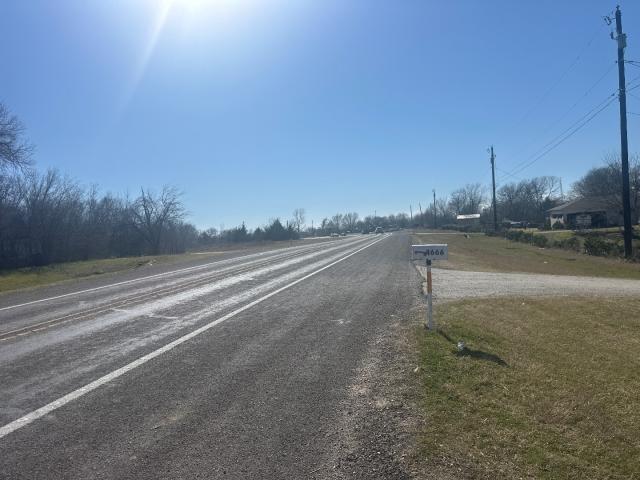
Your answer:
(330, 232), (340, 237)
(374, 227), (384, 234)
(340, 232), (346, 236)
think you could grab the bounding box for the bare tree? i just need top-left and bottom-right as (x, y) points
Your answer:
(449, 183), (486, 215)
(497, 176), (562, 223)
(342, 212), (359, 231)
(571, 153), (640, 222)
(0, 103), (33, 171)
(292, 208), (306, 232)
(330, 213), (344, 232)
(130, 186), (186, 254)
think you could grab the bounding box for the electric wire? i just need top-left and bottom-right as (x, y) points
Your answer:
(503, 62), (616, 167)
(498, 94), (617, 182)
(494, 12), (619, 187)
(498, 90), (617, 182)
(509, 22), (607, 130)
(499, 70), (640, 183)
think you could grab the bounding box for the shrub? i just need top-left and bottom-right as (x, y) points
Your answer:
(532, 234), (549, 248)
(583, 235), (620, 257)
(521, 231), (534, 244)
(554, 236), (581, 251)
(552, 221), (565, 230)
(506, 230), (523, 242)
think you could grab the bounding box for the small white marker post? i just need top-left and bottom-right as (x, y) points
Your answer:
(411, 244), (448, 330)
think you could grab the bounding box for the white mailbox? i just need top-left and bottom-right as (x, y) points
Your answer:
(411, 244), (448, 261)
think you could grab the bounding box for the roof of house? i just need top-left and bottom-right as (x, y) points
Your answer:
(546, 196), (617, 215)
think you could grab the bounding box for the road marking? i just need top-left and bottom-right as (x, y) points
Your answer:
(0, 234), (388, 440)
(0, 237), (355, 313)
(0, 237), (372, 341)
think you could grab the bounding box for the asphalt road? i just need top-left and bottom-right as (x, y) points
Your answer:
(0, 232), (419, 479)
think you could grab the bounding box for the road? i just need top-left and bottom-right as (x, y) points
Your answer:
(0, 232), (420, 479)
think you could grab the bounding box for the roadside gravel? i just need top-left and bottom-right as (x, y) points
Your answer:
(415, 264), (640, 300)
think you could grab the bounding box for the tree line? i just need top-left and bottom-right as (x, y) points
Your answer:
(409, 153), (639, 230)
(2, 101), (638, 269)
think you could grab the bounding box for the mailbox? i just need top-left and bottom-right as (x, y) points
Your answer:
(411, 244), (448, 261)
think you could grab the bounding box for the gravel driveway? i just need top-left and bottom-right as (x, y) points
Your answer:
(415, 265), (640, 301)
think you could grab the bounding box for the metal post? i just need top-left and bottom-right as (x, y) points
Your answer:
(426, 259), (434, 330)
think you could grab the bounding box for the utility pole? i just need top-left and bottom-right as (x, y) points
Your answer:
(614, 6), (633, 258)
(418, 203), (423, 228)
(490, 146), (498, 231)
(433, 189), (437, 228)
(410, 205), (413, 223)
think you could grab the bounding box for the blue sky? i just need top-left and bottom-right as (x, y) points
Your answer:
(2, 0), (640, 229)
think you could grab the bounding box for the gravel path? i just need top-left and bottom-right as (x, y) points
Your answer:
(415, 265), (640, 300)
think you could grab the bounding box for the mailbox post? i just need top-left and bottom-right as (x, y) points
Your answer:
(411, 244), (448, 330)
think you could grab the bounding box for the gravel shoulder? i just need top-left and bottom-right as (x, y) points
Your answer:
(415, 264), (640, 301)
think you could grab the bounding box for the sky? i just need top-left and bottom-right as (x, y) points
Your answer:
(2, 0), (640, 229)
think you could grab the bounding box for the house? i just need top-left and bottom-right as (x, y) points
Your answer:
(546, 197), (623, 228)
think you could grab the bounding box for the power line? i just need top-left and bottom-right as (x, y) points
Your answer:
(499, 94), (617, 181)
(504, 62), (616, 166)
(499, 70), (640, 182)
(498, 91), (617, 182)
(509, 22), (607, 130)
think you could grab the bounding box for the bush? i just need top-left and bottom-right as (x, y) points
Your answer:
(532, 234), (548, 248)
(521, 231), (534, 244)
(554, 236), (581, 252)
(583, 235), (621, 257)
(552, 221), (565, 230)
(505, 230), (522, 242)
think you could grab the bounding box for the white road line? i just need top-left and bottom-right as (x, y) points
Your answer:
(0, 234), (388, 440)
(0, 238), (356, 313)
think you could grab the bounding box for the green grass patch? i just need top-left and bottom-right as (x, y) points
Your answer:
(415, 297), (640, 479)
(413, 232), (640, 279)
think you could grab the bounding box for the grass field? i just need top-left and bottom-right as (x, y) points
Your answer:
(415, 296), (640, 479)
(413, 231), (640, 279)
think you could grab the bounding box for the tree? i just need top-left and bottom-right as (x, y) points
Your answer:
(264, 218), (298, 241)
(571, 153), (640, 223)
(130, 186), (186, 254)
(0, 103), (33, 171)
(449, 183), (486, 215)
(292, 208), (306, 232)
(330, 213), (344, 232)
(342, 212), (359, 231)
(497, 176), (561, 224)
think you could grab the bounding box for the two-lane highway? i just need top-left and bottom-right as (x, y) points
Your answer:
(0, 232), (419, 479)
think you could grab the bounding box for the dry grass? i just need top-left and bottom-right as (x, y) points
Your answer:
(0, 253), (220, 293)
(415, 296), (640, 479)
(0, 237), (335, 294)
(413, 231), (640, 279)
